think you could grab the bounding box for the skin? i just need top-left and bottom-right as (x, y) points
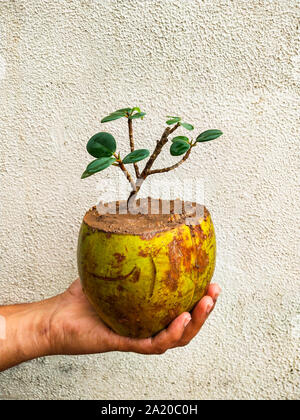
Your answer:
(0, 279), (221, 372)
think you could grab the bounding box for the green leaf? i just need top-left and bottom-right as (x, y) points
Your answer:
(166, 117), (181, 125)
(170, 140), (190, 156)
(123, 149), (150, 164)
(101, 113), (125, 123)
(86, 132), (116, 158)
(196, 129), (223, 142)
(81, 157), (116, 179)
(130, 107), (141, 114)
(172, 136), (189, 143)
(81, 171), (93, 179)
(128, 112), (146, 120)
(115, 108), (131, 113)
(180, 122), (194, 131)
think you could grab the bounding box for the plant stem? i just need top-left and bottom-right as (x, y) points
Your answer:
(140, 122), (180, 180)
(126, 122), (186, 208)
(114, 153), (136, 192)
(128, 118), (140, 178)
(147, 146), (193, 176)
(169, 122), (182, 135)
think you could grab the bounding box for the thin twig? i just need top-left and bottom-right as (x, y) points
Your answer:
(128, 118), (140, 178)
(140, 122), (180, 180)
(114, 153), (136, 191)
(147, 146), (193, 176)
(127, 122), (183, 208)
(169, 123), (181, 135)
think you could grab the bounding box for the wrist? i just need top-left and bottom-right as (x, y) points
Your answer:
(15, 303), (52, 360)
(0, 296), (61, 370)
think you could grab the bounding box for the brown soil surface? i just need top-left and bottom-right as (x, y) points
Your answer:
(83, 198), (208, 235)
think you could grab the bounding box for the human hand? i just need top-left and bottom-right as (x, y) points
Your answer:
(0, 279), (220, 371)
(47, 279), (221, 356)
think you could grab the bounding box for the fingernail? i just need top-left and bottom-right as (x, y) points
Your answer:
(183, 314), (192, 328)
(206, 303), (214, 315)
(213, 292), (220, 303)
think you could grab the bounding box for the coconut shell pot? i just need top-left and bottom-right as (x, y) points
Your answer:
(77, 200), (216, 338)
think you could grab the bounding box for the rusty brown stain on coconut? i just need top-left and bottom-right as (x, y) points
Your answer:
(208, 224), (214, 239)
(89, 261), (98, 270)
(179, 238), (193, 271)
(140, 230), (165, 241)
(203, 207), (209, 221)
(81, 231), (91, 242)
(152, 300), (167, 312)
(165, 230), (193, 291)
(189, 224), (207, 242)
(169, 229), (192, 270)
(138, 248), (148, 257)
(188, 224), (209, 274)
(130, 267), (140, 283)
(162, 227), (194, 292)
(165, 243), (180, 291)
(114, 253), (126, 263)
(196, 249), (209, 273)
(103, 294), (118, 305)
(138, 244), (162, 258)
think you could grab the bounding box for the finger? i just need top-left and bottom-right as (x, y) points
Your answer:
(178, 295), (215, 346)
(117, 312), (192, 355)
(207, 283), (221, 303)
(149, 311), (192, 353)
(116, 285), (221, 354)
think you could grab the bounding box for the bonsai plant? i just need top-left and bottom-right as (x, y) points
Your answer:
(78, 107), (222, 338)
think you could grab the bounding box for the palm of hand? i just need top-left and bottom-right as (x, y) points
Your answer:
(49, 278), (220, 356)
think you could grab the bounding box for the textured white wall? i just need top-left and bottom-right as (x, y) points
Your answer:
(0, 0), (299, 400)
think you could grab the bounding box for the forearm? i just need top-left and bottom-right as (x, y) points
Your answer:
(0, 299), (54, 372)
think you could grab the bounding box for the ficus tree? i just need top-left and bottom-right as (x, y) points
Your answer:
(82, 107), (223, 208)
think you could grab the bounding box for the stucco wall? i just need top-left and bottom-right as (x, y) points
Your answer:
(0, 0), (299, 400)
